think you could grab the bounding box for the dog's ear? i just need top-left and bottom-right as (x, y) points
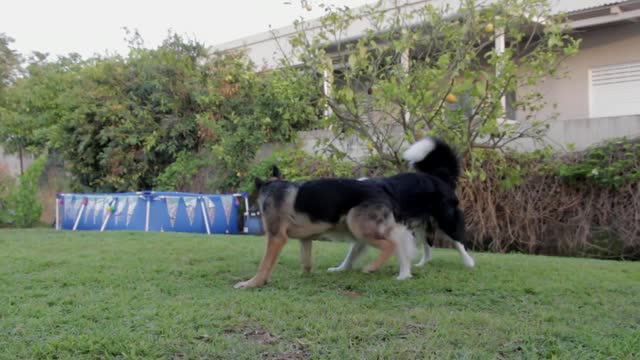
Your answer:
(271, 165), (282, 179)
(254, 177), (265, 191)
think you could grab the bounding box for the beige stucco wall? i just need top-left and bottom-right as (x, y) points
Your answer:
(510, 22), (640, 151)
(520, 22), (640, 122)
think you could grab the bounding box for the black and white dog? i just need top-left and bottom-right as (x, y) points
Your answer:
(329, 138), (475, 272)
(234, 138), (474, 289)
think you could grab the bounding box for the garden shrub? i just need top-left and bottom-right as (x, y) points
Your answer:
(556, 138), (640, 188)
(460, 138), (640, 260)
(155, 151), (217, 192)
(5, 153), (48, 227)
(0, 164), (15, 226)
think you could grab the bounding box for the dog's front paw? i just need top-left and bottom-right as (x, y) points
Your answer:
(396, 272), (413, 280)
(462, 255), (476, 268)
(327, 266), (347, 272)
(234, 278), (264, 289)
(233, 280), (251, 289)
(234, 276), (268, 289)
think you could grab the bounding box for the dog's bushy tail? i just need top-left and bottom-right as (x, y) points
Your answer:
(402, 138), (460, 186)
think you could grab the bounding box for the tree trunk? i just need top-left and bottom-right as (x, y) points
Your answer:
(19, 146), (24, 176)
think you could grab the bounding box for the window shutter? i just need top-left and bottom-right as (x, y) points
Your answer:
(589, 62), (640, 118)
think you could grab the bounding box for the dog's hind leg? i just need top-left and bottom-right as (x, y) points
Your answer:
(234, 231), (289, 289)
(328, 242), (367, 272)
(345, 204), (395, 274)
(452, 239), (475, 267)
(346, 204), (414, 280)
(435, 207), (475, 268)
(300, 239), (312, 273)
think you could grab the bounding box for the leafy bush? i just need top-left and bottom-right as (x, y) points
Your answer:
(0, 164), (16, 226)
(556, 138), (640, 188)
(5, 153), (48, 227)
(202, 55), (322, 192)
(155, 151), (215, 191)
(1, 34), (321, 192)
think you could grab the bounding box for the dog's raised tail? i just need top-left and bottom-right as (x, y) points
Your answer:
(402, 138), (460, 185)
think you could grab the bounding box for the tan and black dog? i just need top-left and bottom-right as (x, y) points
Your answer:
(234, 138), (474, 289)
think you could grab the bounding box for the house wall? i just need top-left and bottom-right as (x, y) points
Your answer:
(510, 22), (640, 150)
(519, 22), (640, 122)
(211, 0), (462, 68)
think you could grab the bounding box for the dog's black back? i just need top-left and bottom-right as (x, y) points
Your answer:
(294, 178), (391, 224)
(368, 172), (458, 222)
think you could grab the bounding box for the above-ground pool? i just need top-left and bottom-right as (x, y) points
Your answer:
(55, 191), (261, 235)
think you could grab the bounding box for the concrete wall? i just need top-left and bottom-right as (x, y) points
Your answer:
(0, 146), (34, 177)
(511, 114), (640, 151)
(298, 129), (370, 160)
(296, 115), (640, 156)
(255, 129), (371, 162)
(550, 115), (640, 149)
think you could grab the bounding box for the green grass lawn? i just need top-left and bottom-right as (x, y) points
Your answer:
(1, 229), (638, 359)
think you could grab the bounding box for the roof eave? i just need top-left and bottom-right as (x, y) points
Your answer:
(567, 1), (640, 29)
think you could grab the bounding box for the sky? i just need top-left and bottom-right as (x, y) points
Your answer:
(3, 0), (372, 59)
